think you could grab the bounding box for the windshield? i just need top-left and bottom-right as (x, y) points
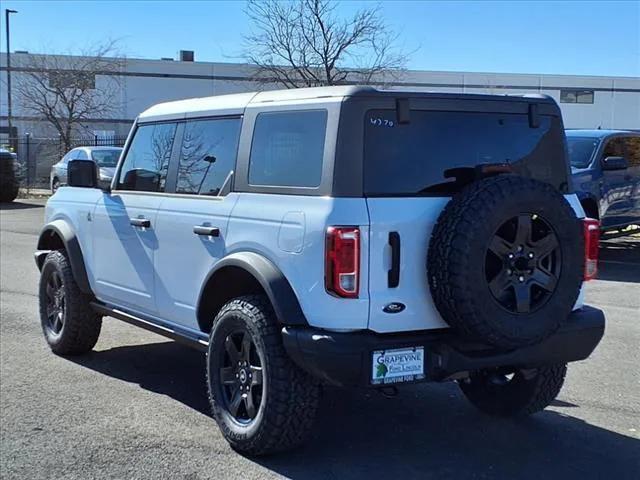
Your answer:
(91, 149), (122, 167)
(566, 137), (599, 169)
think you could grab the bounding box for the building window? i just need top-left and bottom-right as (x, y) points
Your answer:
(560, 89), (594, 104)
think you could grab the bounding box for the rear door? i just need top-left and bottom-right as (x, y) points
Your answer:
(153, 116), (242, 330)
(364, 107), (565, 333)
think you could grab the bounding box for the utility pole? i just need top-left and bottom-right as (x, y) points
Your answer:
(5, 9), (18, 141)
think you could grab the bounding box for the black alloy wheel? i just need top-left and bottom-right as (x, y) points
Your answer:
(207, 295), (321, 455)
(485, 213), (561, 314)
(44, 269), (66, 335)
(428, 175), (584, 348)
(219, 329), (264, 424)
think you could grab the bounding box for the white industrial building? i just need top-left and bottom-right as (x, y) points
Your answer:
(1, 51), (639, 140)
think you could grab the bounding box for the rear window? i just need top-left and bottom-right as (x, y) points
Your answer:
(364, 110), (556, 196)
(249, 110), (327, 188)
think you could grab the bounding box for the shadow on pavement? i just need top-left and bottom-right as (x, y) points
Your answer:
(0, 201), (45, 210)
(69, 340), (640, 480)
(597, 235), (640, 283)
(70, 341), (210, 415)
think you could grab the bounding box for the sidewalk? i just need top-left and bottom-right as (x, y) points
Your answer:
(18, 188), (51, 199)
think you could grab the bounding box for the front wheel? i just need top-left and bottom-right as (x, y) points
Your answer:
(38, 251), (102, 355)
(207, 295), (320, 456)
(459, 364), (567, 416)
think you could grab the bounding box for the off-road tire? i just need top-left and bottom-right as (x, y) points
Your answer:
(38, 250), (102, 355)
(207, 295), (320, 456)
(428, 175), (584, 349)
(459, 364), (567, 416)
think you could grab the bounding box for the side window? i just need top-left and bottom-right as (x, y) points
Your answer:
(602, 137), (626, 159)
(623, 137), (640, 168)
(176, 118), (241, 195)
(248, 110), (327, 188)
(117, 122), (177, 192)
(75, 150), (89, 160)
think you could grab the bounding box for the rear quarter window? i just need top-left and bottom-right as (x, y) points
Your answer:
(248, 110), (327, 188)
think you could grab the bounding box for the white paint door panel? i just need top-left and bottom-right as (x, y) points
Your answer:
(153, 194), (239, 330)
(367, 197), (451, 333)
(92, 193), (163, 314)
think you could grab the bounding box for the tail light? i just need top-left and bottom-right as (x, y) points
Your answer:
(583, 218), (600, 281)
(325, 227), (360, 298)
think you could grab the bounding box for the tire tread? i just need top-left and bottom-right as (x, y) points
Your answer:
(207, 294), (320, 455)
(39, 250), (102, 355)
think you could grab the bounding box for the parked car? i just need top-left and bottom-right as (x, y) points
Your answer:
(567, 129), (640, 232)
(35, 87), (605, 455)
(0, 148), (20, 202)
(50, 146), (122, 193)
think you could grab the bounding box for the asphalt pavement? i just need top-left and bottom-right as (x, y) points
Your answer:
(1, 199), (639, 480)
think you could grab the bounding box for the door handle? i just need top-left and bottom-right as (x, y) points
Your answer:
(130, 217), (151, 228)
(193, 225), (220, 237)
(388, 231), (400, 288)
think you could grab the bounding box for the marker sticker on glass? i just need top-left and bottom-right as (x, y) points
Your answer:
(369, 117), (395, 127)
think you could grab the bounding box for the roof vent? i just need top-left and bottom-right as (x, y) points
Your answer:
(160, 57), (174, 61)
(14, 50), (29, 54)
(179, 50), (194, 62)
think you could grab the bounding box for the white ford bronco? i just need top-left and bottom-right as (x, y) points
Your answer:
(35, 86), (605, 455)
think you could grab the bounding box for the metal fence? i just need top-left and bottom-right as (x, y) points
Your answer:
(1, 134), (127, 190)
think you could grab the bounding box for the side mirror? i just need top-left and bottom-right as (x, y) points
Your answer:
(121, 168), (161, 191)
(602, 156), (628, 171)
(67, 160), (98, 188)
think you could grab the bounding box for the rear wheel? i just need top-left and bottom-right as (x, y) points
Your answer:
(207, 295), (320, 455)
(38, 251), (102, 355)
(459, 364), (567, 416)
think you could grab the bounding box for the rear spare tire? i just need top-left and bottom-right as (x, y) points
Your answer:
(427, 175), (583, 349)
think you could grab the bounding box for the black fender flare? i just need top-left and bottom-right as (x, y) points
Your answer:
(35, 220), (92, 295)
(197, 252), (308, 327)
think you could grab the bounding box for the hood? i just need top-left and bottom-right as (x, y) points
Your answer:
(99, 167), (116, 179)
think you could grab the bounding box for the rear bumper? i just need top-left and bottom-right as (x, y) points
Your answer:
(282, 305), (605, 387)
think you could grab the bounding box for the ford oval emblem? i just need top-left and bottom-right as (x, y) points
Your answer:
(383, 302), (406, 314)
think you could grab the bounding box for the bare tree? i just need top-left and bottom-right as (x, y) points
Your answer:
(244, 0), (409, 88)
(13, 41), (123, 151)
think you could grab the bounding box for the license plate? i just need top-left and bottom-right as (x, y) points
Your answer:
(371, 347), (425, 385)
